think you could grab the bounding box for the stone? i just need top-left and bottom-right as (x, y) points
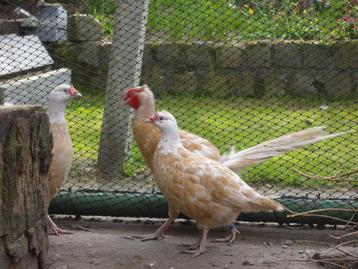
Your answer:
(185, 43), (213, 68)
(98, 41), (112, 67)
(334, 41), (358, 69)
(76, 40), (111, 68)
(156, 43), (187, 72)
(304, 249), (315, 257)
(216, 44), (245, 68)
(264, 69), (289, 96)
(225, 71), (256, 97)
(141, 45), (162, 90)
(302, 43), (334, 69)
(315, 70), (352, 98)
(245, 41), (271, 68)
(142, 45), (156, 71)
(36, 3), (67, 43)
(272, 42), (302, 68)
(0, 20), (20, 35)
(0, 34), (54, 76)
(201, 71), (226, 96)
(78, 41), (102, 67)
(67, 14), (103, 42)
(255, 68), (268, 96)
(0, 68), (71, 105)
(353, 72), (358, 96)
(291, 71), (318, 96)
(242, 261), (254, 266)
(141, 63), (167, 93)
(46, 42), (109, 90)
(171, 71), (198, 93)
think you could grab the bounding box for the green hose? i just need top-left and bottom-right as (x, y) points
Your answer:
(49, 191), (358, 225)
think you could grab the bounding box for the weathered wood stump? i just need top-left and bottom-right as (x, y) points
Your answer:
(0, 105), (52, 269)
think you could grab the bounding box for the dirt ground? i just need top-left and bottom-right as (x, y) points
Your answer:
(46, 218), (356, 269)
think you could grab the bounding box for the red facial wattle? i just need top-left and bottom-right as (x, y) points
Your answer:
(123, 87), (144, 109)
(129, 95), (140, 109)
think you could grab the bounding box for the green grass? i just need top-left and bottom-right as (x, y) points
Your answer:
(66, 88), (104, 161)
(85, 0), (357, 41)
(66, 88), (358, 188)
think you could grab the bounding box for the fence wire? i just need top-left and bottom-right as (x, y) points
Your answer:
(0, 0), (357, 223)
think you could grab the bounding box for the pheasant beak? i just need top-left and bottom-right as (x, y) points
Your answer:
(69, 86), (81, 98)
(145, 113), (157, 124)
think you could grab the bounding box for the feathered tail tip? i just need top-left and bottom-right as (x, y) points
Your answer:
(220, 127), (351, 172)
(248, 197), (284, 213)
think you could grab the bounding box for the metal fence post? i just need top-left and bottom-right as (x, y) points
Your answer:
(97, 0), (150, 175)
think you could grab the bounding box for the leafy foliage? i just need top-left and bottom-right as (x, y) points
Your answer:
(85, 0), (357, 41)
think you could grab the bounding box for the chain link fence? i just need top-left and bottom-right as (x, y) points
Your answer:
(1, 0), (357, 223)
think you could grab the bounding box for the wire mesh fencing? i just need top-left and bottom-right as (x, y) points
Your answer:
(0, 0), (357, 223)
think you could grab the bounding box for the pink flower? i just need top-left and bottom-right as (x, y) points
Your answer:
(342, 15), (357, 24)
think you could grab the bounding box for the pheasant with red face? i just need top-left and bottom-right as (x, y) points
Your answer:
(123, 84), (346, 243)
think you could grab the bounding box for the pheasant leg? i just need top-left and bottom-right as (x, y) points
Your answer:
(182, 228), (209, 257)
(212, 224), (240, 244)
(132, 208), (179, 241)
(47, 215), (73, 236)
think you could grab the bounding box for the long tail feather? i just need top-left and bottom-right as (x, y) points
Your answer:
(220, 127), (349, 172)
(239, 196), (284, 213)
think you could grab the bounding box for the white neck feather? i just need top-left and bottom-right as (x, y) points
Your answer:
(158, 126), (183, 154)
(47, 99), (67, 124)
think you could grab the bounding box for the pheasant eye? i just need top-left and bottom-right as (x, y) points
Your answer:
(63, 89), (67, 93)
(159, 116), (164, 121)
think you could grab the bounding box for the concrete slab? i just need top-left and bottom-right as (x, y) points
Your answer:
(0, 34), (54, 76)
(37, 4), (67, 43)
(0, 68), (71, 106)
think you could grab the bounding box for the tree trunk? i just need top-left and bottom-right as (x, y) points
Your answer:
(0, 105), (52, 269)
(97, 0), (150, 176)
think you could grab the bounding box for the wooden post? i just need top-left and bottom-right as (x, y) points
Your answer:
(97, 0), (150, 175)
(0, 88), (3, 104)
(0, 106), (52, 269)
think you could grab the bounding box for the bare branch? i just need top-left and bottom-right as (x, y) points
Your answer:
(330, 231), (358, 240)
(293, 168), (358, 181)
(297, 240), (358, 259)
(288, 208), (358, 225)
(288, 208), (357, 218)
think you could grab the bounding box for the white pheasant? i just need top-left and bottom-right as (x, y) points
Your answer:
(47, 84), (81, 235)
(148, 111), (283, 257)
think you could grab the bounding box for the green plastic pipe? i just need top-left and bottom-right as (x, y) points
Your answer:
(49, 191), (358, 225)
